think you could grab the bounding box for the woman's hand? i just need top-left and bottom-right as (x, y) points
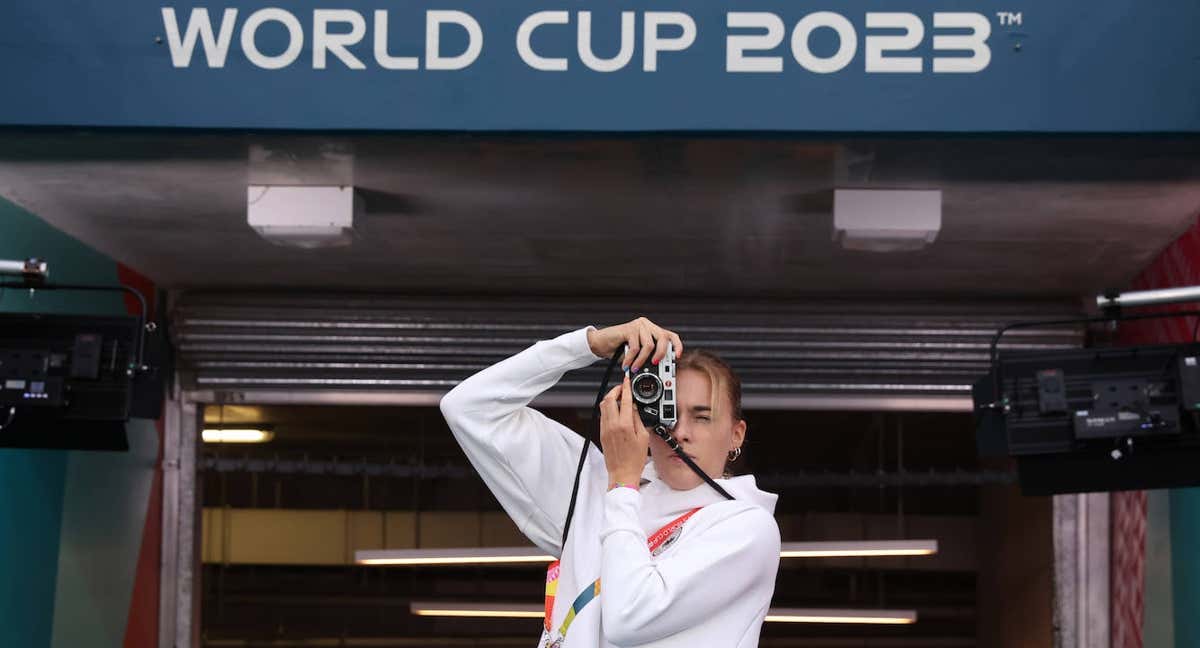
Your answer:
(600, 375), (651, 488)
(587, 317), (684, 371)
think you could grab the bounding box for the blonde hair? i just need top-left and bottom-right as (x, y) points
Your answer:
(676, 349), (743, 422)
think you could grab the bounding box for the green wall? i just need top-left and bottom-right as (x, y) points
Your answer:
(1144, 490), (1175, 647)
(1171, 488), (1200, 646)
(0, 196), (156, 648)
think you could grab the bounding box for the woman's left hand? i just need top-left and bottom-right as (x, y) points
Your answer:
(600, 374), (651, 488)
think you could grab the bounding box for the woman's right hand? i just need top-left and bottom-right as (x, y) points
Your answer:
(587, 317), (684, 371)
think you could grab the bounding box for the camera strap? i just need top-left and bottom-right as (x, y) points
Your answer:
(653, 425), (735, 501)
(560, 349), (622, 550)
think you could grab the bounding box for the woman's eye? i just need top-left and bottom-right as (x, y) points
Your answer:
(696, 416), (711, 422)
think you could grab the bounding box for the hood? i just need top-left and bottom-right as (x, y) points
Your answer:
(640, 459), (778, 515)
(717, 473), (778, 514)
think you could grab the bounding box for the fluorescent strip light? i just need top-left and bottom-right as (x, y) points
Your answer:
(411, 602), (545, 619)
(765, 608), (917, 624)
(201, 428), (275, 444)
(410, 603), (916, 624)
(357, 547), (553, 566)
(356, 539), (937, 566)
(779, 539), (938, 558)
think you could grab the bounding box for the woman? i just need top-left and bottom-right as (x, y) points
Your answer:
(440, 317), (780, 647)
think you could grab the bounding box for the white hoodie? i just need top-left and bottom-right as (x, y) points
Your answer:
(440, 327), (781, 648)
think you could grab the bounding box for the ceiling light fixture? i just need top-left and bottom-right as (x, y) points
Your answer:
(764, 608), (917, 624)
(201, 427), (275, 444)
(411, 603), (546, 619)
(356, 539), (937, 566)
(357, 547), (554, 566)
(833, 189), (942, 252)
(410, 602), (917, 624)
(247, 185), (358, 249)
(779, 539), (938, 558)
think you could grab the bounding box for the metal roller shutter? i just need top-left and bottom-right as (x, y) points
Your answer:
(170, 293), (1084, 411)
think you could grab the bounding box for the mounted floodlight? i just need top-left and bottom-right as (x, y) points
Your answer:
(975, 337), (1200, 494)
(247, 185), (358, 249)
(833, 189), (942, 252)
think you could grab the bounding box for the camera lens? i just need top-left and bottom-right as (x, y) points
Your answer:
(632, 373), (663, 403)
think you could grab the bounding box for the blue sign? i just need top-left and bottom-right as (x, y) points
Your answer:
(1, 1), (1198, 132)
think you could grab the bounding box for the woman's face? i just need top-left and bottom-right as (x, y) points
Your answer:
(648, 368), (746, 490)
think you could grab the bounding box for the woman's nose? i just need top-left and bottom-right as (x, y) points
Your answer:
(673, 422), (692, 443)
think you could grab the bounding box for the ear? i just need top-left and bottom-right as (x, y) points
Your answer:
(731, 418), (747, 450)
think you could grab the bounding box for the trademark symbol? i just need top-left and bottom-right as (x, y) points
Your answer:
(996, 11), (1023, 27)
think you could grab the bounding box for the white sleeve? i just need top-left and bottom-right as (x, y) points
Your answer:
(439, 326), (605, 556)
(598, 488), (782, 646)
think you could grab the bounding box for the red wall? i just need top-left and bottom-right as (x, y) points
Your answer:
(117, 263), (162, 648)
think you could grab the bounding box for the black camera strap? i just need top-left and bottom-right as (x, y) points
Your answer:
(561, 349), (622, 550)
(652, 425), (735, 501)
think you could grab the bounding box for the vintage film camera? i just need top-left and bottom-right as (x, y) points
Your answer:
(627, 342), (677, 432)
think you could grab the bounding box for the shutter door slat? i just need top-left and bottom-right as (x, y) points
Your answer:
(171, 293), (1083, 411)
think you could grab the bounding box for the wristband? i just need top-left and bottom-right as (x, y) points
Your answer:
(608, 481), (638, 492)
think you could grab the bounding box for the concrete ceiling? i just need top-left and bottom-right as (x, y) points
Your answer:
(1, 132), (1198, 298)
